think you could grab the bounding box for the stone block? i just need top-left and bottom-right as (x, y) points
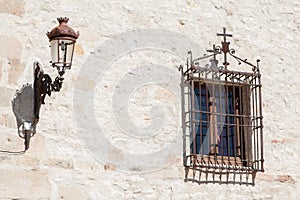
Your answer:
(0, 35), (24, 84)
(44, 158), (74, 169)
(0, 169), (51, 199)
(275, 175), (296, 184)
(0, 87), (14, 107)
(58, 185), (86, 200)
(0, 0), (25, 16)
(75, 44), (84, 55)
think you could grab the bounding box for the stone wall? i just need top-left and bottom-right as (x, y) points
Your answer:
(0, 0), (299, 199)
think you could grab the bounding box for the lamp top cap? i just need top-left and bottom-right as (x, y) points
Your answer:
(57, 17), (69, 24)
(47, 17), (79, 41)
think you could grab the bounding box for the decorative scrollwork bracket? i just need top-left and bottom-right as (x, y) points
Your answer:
(33, 61), (64, 124)
(182, 27), (261, 75)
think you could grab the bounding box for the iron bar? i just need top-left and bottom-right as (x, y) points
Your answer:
(182, 28), (263, 184)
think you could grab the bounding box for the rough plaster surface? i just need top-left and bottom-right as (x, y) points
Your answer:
(0, 0), (299, 199)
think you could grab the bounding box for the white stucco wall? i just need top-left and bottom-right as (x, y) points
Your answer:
(0, 0), (299, 199)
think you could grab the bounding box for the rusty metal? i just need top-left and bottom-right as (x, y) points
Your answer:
(217, 27), (232, 68)
(180, 28), (263, 184)
(33, 61), (64, 122)
(47, 17), (79, 41)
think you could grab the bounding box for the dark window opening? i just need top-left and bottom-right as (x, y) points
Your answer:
(190, 82), (253, 167)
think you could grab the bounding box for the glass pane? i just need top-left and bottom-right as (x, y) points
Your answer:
(66, 42), (74, 65)
(51, 39), (75, 68)
(50, 40), (58, 65)
(61, 39), (74, 68)
(58, 40), (65, 64)
(192, 83), (239, 156)
(191, 84), (210, 154)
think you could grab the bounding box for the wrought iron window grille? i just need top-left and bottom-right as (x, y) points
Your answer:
(179, 28), (264, 185)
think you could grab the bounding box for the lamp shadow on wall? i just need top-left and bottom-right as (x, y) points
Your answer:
(8, 83), (36, 153)
(0, 83), (33, 154)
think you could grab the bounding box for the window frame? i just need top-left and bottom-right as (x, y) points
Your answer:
(181, 65), (263, 173)
(190, 80), (252, 168)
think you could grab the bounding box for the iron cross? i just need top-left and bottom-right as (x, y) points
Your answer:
(217, 27), (232, 43)
(217, 27), (233, 69)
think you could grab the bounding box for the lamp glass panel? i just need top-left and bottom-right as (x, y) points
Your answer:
(63, 39), (75, 65)
(50, 39), (75, 69)
(50, 40), (58, 66)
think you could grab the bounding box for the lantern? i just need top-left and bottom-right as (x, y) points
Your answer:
(47, 17), (79, 75)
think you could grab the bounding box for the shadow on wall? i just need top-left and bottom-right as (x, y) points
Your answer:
(9, 83), (36, 153)
(184, 166), (256, 186)
(0, 84), (35, 154)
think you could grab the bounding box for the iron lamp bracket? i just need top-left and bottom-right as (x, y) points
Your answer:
(33, 61), (64, 126)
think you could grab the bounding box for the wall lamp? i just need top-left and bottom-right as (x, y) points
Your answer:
(24, 17), (79, 150)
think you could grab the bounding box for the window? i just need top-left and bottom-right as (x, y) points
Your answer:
(180, 28), (264, 184)
(191, 81), (252, 167)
